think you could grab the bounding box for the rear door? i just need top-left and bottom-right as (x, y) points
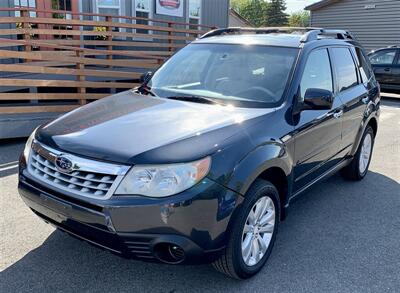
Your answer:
(369, 49), (397, 86)
(330, 47), (368, 155)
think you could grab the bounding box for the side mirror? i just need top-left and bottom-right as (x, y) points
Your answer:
(140, 71), (153, 84)
(302, 88), (334, 111)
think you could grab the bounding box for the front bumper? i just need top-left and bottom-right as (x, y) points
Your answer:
(18, 166), (243, 264)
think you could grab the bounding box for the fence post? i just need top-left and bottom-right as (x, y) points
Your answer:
(168, 22), (173, 52)
(20, 9), (32, 62)
(76, 50), (86, 105)
(105, 15), (113, 67)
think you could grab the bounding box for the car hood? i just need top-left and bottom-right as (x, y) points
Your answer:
(36, 91), (274, 164)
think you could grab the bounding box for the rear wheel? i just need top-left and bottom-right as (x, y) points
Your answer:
(341, 126), (375, 180)
(212, 179), (280, 279)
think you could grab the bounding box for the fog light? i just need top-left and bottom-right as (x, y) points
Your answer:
(169, 245), (185, 261)
(154, 243), (185, 264)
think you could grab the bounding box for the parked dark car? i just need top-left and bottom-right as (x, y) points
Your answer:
(369, 46), (400, 91)
(18, 28), (380, 279)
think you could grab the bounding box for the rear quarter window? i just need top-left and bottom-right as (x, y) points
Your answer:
(352, 47), (373, 83)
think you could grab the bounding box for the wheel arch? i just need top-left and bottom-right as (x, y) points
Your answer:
(351, 115), (379, 156)
(226, 143), (293, 221)
(256, 167), (289, 220)
(367, 116), (378, 137)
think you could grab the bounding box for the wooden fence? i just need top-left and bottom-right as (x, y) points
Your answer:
(0, 7), (215, 115)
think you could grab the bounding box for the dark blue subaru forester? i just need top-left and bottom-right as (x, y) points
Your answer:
(19, 28), (380, 279)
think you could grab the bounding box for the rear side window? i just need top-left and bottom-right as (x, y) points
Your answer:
(369, 50), (397, 65)
(353, 47), (373, 83)
(300, 49), (333, 100)
(331, 48), (358, 92)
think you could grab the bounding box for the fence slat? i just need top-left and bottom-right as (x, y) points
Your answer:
(0, 79), (139, 88)
(0, 28), (195, 41)
(0, 50), (160, 68)
(0, 39), (169, 59)
(0, 39), (186, 49)
(0, 93), (108, 100)
(0, 105), (79, 114)
(0, 64), (140, 78)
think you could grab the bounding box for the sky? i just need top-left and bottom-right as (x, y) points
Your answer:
(285, 0), (321, 13)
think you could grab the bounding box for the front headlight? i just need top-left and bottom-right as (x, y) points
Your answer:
(23, 127), (38, 160)
(115, 156), (211, 197)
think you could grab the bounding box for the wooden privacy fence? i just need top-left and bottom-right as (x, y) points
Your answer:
(0, 7), (215, 115)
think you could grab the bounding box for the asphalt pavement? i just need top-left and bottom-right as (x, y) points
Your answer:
(1, 99), (399, 293)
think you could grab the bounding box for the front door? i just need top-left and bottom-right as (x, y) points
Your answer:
(293, 48), (343, 192)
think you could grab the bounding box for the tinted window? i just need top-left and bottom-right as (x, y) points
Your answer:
(331, 48), (358, 92)
(369, 50), (396, 65)
(354, 47), (373, 83)
(300, 49), (333, 100)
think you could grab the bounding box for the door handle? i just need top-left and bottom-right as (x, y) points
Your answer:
(333, 109), (343, 119)
(384, 68), (391, 72)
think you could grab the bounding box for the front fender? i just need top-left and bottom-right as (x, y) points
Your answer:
(225, 142), (293, 196)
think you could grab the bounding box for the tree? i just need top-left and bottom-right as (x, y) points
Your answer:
(230, 0), (289, 27)
(265, 0), (288, 26)
(288, 11), (310, 27)
(231, 0), (270, 27)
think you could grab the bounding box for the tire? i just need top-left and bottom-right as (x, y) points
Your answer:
(212, 179), (280, 279)
(341, 126), (375, 181)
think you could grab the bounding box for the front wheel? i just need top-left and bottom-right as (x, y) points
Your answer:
(341, 126), (375, 180)
(212, 179), (280, 279)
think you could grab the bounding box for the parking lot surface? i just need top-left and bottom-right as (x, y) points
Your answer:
(1, 99), (399, 293)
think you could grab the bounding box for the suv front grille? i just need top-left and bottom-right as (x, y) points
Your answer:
(27, 141), (129, 200)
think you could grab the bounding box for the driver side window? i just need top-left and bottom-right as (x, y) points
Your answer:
(300, 49), (333, 101)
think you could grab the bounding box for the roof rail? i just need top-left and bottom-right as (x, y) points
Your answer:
(199, 27), (319, 39)
(301, 29), (355, 42)
(199, 27), (357, 44)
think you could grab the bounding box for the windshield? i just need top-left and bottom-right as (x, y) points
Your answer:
(147, 43), (298, 108)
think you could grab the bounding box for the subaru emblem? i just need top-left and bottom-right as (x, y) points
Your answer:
(55, 155), (73, 173)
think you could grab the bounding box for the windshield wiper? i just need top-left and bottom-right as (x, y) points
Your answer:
(166, 95), (222, 105)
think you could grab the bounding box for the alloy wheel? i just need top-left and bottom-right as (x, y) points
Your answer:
(241, 196), (276, 267)
(359, 132), (372, 174)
